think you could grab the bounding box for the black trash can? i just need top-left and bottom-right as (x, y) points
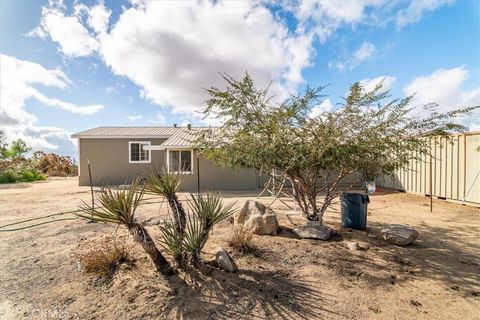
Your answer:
(340, 193), (369, 230)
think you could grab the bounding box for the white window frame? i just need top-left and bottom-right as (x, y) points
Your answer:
(129, 141), (151, 164)
(166, 149), (194, 174)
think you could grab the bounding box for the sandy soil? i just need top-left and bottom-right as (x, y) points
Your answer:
(0, 177), (479, 320)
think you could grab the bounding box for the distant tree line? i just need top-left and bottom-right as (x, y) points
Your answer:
(0, 130), (77, 184)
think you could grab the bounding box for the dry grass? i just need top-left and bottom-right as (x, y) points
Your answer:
(75, 236), (132, 279)
(227, 225), (256, 254)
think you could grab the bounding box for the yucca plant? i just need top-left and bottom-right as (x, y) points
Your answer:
(188, 193), (236, 265)
(146, 170), (186, 240)
(157, 213), (204, 270)
(77, 178), (175, 276)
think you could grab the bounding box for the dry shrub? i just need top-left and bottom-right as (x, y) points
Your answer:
(76, 236), (132, 278)
(227, 225), (256, 254)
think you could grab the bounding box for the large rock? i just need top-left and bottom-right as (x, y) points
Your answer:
(234, 200), (279, 235)
(292, 222), (335, 240)
(380, 224), (418, 246)
(215, 247), (238, 273)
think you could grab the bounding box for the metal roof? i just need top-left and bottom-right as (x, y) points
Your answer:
(72, 126), (213, 147)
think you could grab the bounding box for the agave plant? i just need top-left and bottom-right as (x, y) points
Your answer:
(77, 177), (175, 276)
(188, 193), (236, 265)
(146, 169), (186, 239)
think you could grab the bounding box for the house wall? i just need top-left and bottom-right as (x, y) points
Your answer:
(78, 138), (259, 190)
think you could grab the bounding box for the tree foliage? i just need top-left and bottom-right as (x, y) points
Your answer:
(196, 73), (477, 223)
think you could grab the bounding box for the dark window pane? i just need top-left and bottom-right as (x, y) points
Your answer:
(169, 151), (180, 172)
(180, 150), (192, 172)
(130, 143), (140, 161)
(140, 144), (150, 161)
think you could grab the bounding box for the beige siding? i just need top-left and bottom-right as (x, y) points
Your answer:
(78, 138), (258, 190)
(375, 133), (480, 205)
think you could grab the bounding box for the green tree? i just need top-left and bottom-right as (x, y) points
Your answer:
(197, 73), (477, 224)
(7, 139), (30, 160)
(0, 130), (9, 159)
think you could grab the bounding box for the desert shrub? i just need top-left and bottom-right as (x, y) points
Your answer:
(158, 193), (236, 268)
(76, 237), (131, 278)
(227, 225), (255, 254)
(0, 168), (47, 184)
(33, 151), (78, 176)
(77, 178), (175, 276)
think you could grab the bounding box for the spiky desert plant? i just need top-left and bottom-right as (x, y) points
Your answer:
(77, 178), (175, 276)
(188, 193), (236, 266)
(146, 170), (186, 240)
(157, 213), (203, 269)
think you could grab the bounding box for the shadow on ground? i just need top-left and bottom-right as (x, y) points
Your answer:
(162, 267), (340, 320)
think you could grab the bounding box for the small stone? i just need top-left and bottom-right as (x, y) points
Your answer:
(346, 241), (360, 250)
(380, 224), (418, 246)
(292, 222), (334, 240)
(215, 247), (238, 273)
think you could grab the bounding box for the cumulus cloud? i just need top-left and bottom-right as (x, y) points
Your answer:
(31, 1), (313, 117)
(309, 98), (334, 118)
(360, 76), (396, 92)
(29, 0), (456, 120)
(28, 1), (101, 57)
(99, 1), (313, 115)
(404, 66), (480, 130)
(0, 54), (103, 153)
(396, 0), (455, 28)
(294, 0), (386, 42)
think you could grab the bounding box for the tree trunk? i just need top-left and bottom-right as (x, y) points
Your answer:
(167, 195), (186, 238)
(191, 228), (210, 267)
(128, 223), (175, 276)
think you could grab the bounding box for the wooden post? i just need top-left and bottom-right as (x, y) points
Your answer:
(88, 159), (94, 215)
(196, 156), (200, 195)
(429, 153), (433, 213)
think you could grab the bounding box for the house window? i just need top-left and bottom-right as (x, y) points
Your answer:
(168, 150), (193, 173)
(129, 141), (151, 163)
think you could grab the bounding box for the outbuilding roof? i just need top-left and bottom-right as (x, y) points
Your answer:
(72, 126), (211, 148)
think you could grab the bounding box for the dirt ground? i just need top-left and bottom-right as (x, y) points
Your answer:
(0, 177), (479, 320)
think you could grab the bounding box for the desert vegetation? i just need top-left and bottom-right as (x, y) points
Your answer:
(197, 73), (478, 224)
(0, 130), (77, 184)
(77, 171), (236, 276)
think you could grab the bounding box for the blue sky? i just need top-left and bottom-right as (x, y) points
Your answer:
(1, 0), (479, 159)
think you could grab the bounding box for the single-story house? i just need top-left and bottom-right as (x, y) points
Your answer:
(72, 126), (263, 191)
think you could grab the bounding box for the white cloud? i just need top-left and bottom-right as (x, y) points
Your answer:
(147, 112), (166, 125)
(360, 76), (396, 92)
(3, 126), (77, 157)
(309, 98), (334, 118)
(31, 1), (313, 117)
(330, 41), (377, 71)
(404, 66), (480, 130)
(30, 3), (100, 57)
(294, 0), (386, 42)
(396, 0), (455, 28)
(0, 54), (103, 154)
(353, 42), (376, 62)
(125, 115), (142, 121)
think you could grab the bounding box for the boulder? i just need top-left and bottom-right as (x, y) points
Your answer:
(380, 224), (418, 246)
(215, 248), (238, 273)
(292, 222), (335, 240)
(234, 200), (279, 235)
